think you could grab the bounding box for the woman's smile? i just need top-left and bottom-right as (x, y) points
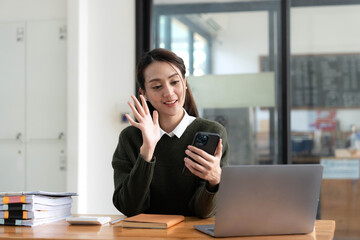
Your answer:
(164, 99), (178, 106)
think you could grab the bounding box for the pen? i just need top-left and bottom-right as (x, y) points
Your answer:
(109, 217), (124, 225)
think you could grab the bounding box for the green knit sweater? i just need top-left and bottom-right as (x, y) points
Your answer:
(112, 118), (229, 218)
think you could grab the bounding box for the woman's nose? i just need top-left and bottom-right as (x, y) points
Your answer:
(162, 84), (174, 97)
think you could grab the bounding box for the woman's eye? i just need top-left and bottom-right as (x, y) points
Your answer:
(171, 80), (180, 85)
(152, 85), (161, 90)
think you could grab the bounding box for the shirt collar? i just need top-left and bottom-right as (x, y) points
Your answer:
(160, 109), (196, 138)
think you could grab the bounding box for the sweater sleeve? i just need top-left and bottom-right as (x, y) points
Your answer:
(112, 130), (156, 217)
(189, 126), (230, 218)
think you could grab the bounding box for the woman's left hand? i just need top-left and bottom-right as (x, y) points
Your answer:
(184, 139), (223, 187)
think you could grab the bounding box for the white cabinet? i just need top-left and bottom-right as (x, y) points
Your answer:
(0, 21), (67, 192)
(27, 21), (67, 140)
(0, 22), (26, 191)
(0, 22), (26, 140)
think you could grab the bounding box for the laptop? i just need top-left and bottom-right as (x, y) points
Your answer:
(194, 164), (323, 237)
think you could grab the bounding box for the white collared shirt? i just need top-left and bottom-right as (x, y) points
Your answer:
(160, 109), (196, 138)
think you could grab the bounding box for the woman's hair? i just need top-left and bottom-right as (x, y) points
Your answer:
(136, 48), (199, 117)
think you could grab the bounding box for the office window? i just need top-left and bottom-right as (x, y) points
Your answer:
(290, 4), (360, 239)
(154, 14), (211, 76)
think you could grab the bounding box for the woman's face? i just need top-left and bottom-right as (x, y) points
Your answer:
(141, 61), (186, 120)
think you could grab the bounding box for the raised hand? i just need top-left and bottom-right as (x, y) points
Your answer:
(126, 95), (161, 162)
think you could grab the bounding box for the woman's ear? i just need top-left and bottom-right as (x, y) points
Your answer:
(139, 88), (147, 100)
(139, 88), (145, 96)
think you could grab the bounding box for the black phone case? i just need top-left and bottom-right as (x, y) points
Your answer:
(182, 132), (220, 176)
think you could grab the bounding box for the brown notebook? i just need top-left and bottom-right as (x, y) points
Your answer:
(121, 214), (185, 229)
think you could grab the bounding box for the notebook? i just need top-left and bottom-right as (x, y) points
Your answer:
(121, 214), (184, 229)
(194, 164), (323, 237)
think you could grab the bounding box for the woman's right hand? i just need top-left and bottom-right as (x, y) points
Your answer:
(126, 95), (160, 162)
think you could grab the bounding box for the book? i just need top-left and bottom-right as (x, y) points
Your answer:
(0, 207), (71, 219)
(0, 214), (70, 226)
(121, 214), (184, 229)
(1, 203), (72, 211)
(1, 195), (73, 205)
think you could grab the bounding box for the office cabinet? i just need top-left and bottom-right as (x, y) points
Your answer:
(0, 22), (26, 191)
(27, 21), (67, 139)
(0, 22), (26, 140)
(0, 21), (66, 192)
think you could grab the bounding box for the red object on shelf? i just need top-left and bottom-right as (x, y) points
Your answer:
(310, 110), (337, 131)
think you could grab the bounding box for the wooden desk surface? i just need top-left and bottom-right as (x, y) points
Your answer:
(0, 216), (335, 240)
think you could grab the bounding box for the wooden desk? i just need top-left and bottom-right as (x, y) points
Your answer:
(0, 216), (335, 240)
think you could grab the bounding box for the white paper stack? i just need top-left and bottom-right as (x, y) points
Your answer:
(0, 191), (77, 226)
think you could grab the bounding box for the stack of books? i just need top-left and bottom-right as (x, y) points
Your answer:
(0, 191), (77, 226)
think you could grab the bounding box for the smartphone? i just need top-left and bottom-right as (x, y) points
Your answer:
(182, 132), (220, 176)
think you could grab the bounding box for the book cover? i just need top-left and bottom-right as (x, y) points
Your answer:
(122, 214), (184, 229)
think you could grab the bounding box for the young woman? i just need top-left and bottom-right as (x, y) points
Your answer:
(112, 48), (229, 218)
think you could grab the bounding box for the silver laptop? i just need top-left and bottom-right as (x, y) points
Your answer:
(194, 164), (323, 237)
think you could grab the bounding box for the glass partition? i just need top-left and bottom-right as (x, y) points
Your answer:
(290, 4), (360, 239)
(153, 0), (281, 165)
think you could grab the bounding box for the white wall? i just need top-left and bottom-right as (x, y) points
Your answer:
(86, 0), (135, 215)
(67, 0), (135, 214)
